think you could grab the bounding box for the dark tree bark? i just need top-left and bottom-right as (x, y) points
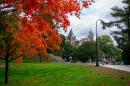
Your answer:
(126, 1), (130, 64)
(5, 56), (9, 84)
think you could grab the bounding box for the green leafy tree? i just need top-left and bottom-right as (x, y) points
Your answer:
(60, 35), (74, 60)
(97, 35), (121, 61)
(97, 35), (113, 57)
(77, 41), (96, 62)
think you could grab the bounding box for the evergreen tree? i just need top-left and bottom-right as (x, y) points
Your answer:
(108, 0), (130, 64)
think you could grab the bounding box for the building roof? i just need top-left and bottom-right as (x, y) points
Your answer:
(67, 29), (74, 38)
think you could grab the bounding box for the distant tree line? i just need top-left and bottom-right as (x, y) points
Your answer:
(59, 34), (121, 63)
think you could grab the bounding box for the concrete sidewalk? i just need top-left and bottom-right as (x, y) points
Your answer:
(84, 63), (130, 72)
(102, 64), (130, 72)
(71, 62), (130, 72)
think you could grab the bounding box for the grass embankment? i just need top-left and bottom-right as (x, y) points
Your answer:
(0, 63), (130, 86)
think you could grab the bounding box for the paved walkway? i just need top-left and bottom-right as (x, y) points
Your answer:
(81, 63), (130, 72)
(102, 64), (130, 72)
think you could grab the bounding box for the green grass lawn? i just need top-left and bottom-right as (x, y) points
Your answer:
(0, 63), (130, 86)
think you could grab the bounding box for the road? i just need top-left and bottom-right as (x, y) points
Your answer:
(102, 64), (130, 72)
(81, 63), (130, 72)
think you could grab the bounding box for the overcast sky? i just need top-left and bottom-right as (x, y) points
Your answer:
(59, 0), (124, 41)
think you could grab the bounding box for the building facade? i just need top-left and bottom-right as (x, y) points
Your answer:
(66, 29), (93, 45)
(67, 29), (76, 45)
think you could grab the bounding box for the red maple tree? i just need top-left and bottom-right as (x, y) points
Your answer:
(0, 0), (95, 84)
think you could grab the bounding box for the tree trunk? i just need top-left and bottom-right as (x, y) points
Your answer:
(127, 29), (130, 64)
(38, 55), (43, 63)
(127, 2), (130, 64)
(5, 56), (9, 84)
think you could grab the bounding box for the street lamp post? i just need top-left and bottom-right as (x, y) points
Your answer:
(96, 19), (105, 67)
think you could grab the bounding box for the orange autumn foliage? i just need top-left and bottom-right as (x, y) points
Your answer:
(16, 56), (22, 64)
(0, 0), (95, 63)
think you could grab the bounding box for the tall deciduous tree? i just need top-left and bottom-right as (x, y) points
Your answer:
(77, 41), (96, 62)
(60, 34), (73, 60)
(0, 12), (19, 84)
(97, 35), (121, 61)
(0, 0), (95, 84)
